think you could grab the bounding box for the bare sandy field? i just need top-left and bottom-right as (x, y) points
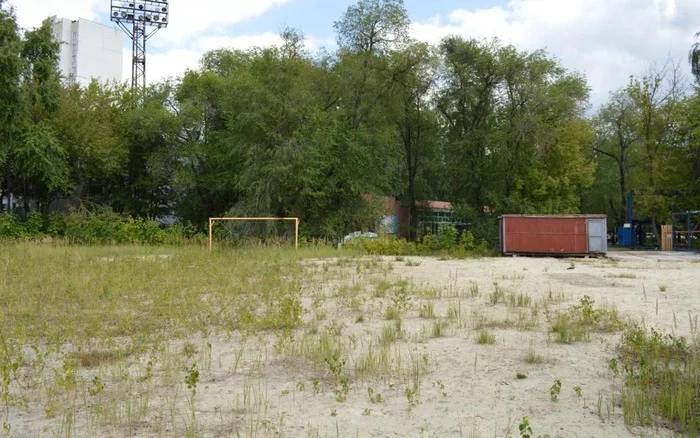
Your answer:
(11, 251), (700, 437)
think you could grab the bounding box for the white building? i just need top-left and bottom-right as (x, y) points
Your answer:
(52, 17), (123, 87)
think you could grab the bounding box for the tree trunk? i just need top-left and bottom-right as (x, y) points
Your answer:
(408, 171), (417, 242)
(618, 156), (626, 224)
(5, 163), (12, 213)
(405, 124), (417, 242)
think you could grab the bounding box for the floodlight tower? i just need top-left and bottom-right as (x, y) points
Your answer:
(110, 0), (169, 91)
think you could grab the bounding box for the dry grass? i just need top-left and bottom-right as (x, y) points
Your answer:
(0, 244), (695, 437)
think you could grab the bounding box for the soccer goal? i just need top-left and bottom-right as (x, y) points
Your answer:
(208, 217), (300, 250)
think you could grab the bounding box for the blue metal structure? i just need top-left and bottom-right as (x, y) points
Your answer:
(617, 191), (654, 247)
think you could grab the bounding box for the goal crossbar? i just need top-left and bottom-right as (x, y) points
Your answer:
(208, 217), (300, 250)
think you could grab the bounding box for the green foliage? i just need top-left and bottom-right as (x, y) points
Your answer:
(519, 417), (533, 438)
(0, 210), (201, 245)
(550, 296), (625, 343)
(184, 364), (199, 393)
(476, 329), (496, 345)
(334, 0), (409, 54)
(0, 0), (697, 245)
(518, 417), (550, 438)
(617, 327), (699, 434)
(348, 229), (489, 257)
(438, 37), (594, 216)
(324, 352), (350, 402)
(550, 379), (561, 402)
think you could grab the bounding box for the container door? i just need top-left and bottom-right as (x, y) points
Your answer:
(587, 219), (607, 253)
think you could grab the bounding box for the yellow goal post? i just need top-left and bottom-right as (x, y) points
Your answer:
(208, 217), (300, 250)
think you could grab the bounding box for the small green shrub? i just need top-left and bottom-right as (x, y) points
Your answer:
(347, 229), (490, 258)
(550, 379), (561, 402)
(0, 209), (202, 245)
(550, 296), (625, 344)
(476, 329), (496, 345)
(617, 327), (699, 434)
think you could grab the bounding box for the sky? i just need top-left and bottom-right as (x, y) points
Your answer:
(13, 0), (700, 110)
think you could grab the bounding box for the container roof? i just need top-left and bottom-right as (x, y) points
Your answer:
(499, 214), (607, 219)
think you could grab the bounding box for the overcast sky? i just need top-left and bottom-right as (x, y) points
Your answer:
(13, 0), (700, 109)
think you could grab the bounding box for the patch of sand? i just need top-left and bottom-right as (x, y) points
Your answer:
(12, 253), (700, 437)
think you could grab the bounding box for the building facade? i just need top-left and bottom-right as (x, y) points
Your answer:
(52, 17), (123, 87)
(379, 197), (463, 238)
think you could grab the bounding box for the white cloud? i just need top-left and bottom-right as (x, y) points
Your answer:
(14, 0), (290, 36)
(411, 0), (700, 109)
(15, 0), (334, 85)
(122, 33), (334, 82)
(13, 0), (106, 29)
(124, 33), (285, 81)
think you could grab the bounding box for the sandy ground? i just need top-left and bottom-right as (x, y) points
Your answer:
(11, 251), (700, 437)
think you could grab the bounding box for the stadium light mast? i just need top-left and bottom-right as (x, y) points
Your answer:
(110, 0), (169, 91)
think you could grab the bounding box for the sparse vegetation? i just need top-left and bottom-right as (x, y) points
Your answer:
(524, 344), (545, 364)
(550, 296), (625, 343)
(607, 272), (638, 279)
(431, 320), (449, 338)
(419, 302), (435, 319)
(550, 379), (562, 402)
(617, 327), (699, 434)
(489, 283), (506, 304)
(0, 238), (695, 436)
(476, 329), (496, 345)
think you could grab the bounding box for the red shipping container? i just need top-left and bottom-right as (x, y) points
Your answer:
(499, 215), (607, 256)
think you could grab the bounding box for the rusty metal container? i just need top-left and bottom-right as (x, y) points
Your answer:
(499, 215), (607, 256)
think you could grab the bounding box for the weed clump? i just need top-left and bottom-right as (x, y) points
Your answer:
(476, 329), (496, 345)
(616, 327), (699, 434)
(550, 295), (625, 344)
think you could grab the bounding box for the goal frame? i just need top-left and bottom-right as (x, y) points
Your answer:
(208, 217), (300, 250)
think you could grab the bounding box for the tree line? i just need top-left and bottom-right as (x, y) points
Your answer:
(1, 0), (699, 243)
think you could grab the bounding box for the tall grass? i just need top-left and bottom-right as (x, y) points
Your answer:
(550, 296), (625, 344)
(0, 244), (342, 435)
(617, 327), (699, 435)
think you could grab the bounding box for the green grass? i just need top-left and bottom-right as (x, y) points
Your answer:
(419, 302), (435, 319)
(488, 283), (506, 304)
(379, 323), (402, 345)
(523, 347), (545, 364)
(550, 295), (625, 344)
(0, 244), (345, 435)
(476, 329), (496, 345)
(617, 327), (699, 435)
(431, 320), (449, 338)
(506, 292), (532, 308)
(0, 245), (329, 344)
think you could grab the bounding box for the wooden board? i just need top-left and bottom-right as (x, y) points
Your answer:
(661, 224), (673, 252)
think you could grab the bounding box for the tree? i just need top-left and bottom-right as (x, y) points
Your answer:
(177, 40), (388, 237)
(2, 16), (71, 214)
(334, 0), (409, 55)
(592, 90), (640, 224)
(626, 62), (685, 239)
(114, 83), (180, 218)
(437, 37), (501, 211)
(50, 82), (129, 206)
(385, 42), (439, 240)
(437, 37), (594, 216)
(0, 0), (22, 211)
(691, 32), (700, 82)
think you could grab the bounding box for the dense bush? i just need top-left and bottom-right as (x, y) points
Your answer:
(0, 210), (203, 245)
(347, 227), (490, 257)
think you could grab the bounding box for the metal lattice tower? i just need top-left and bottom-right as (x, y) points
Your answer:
(110, 0), (169, 91)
